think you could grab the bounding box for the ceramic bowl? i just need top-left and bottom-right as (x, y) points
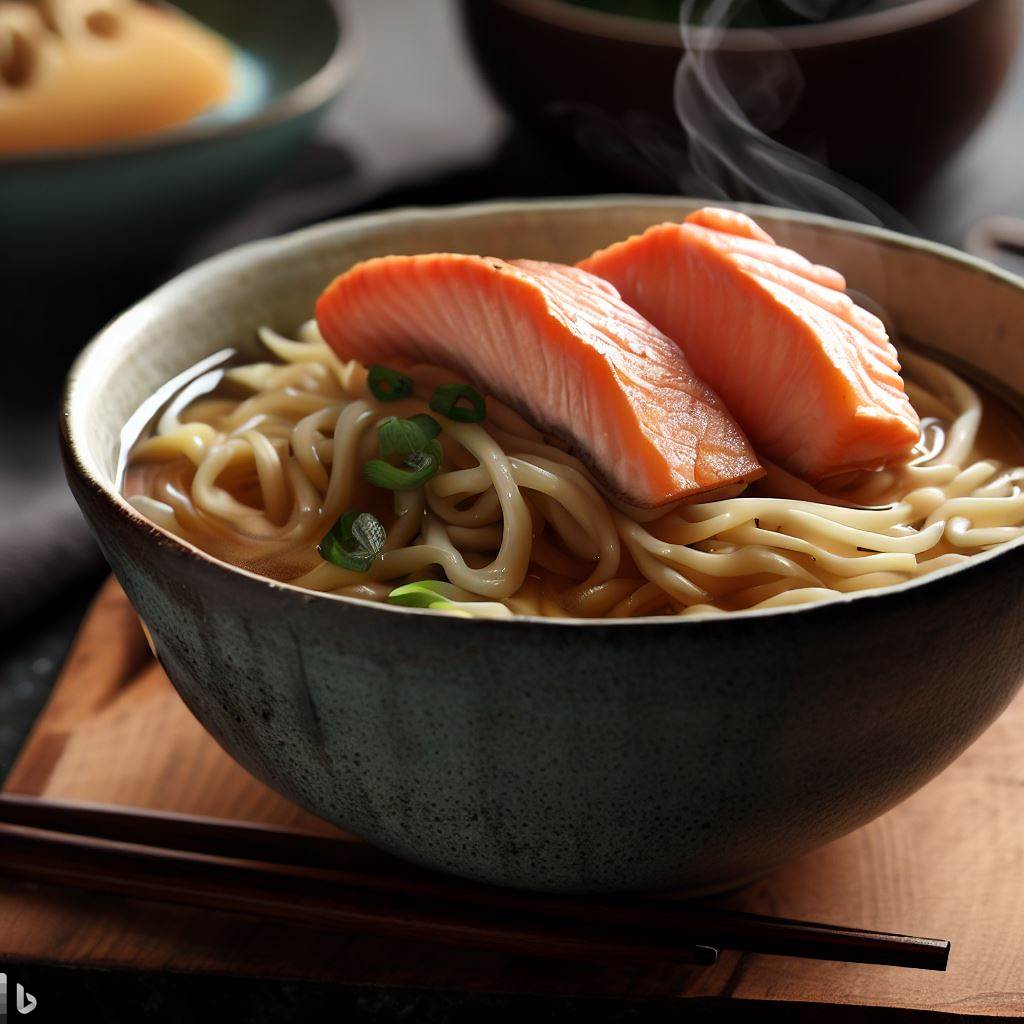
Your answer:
(461, 0), (1022, 200)
(62, 197), (1024, 893)
(0, 0), (357, 276)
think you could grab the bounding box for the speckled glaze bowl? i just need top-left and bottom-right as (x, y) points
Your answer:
(62, 198), (1024, 893)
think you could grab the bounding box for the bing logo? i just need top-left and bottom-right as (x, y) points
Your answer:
(0, 974), (37, 1017)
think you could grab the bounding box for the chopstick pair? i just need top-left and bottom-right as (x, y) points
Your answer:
(0, 794), (950, 971)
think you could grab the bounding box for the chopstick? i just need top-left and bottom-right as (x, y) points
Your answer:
(0, 799), (715, 968)
(0, 822), (717, 966)
(0, 794), (950, 971)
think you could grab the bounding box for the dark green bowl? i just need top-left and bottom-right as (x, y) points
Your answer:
(0, 0), (357, 275)
(62, 198), (1024, 894)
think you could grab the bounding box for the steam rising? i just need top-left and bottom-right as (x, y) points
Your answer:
(675, 0), (912, 229)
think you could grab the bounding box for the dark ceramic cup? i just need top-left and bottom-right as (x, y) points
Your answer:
(62, 198), (1024, 893)
(462, 0), (1022, 201)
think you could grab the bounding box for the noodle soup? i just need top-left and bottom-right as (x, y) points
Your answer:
(122, 322), (1024, 620)
(64, 197), (1024, 893)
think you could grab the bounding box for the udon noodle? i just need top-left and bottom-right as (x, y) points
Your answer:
(124, 322), (1024, 619)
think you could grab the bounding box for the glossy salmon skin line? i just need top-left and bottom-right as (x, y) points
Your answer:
(316, 253), (764, 507)
(579, 208), (921, 479)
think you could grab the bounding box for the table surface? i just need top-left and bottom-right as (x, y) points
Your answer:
(2, 0), (1024, 1018)
(4, 580), (1024, 1020)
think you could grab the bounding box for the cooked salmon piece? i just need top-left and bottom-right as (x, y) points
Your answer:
(316, 254), (764, 507)
(579, 207), (921, 479)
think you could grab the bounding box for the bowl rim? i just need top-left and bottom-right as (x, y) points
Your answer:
(492, 0), (983, 51)
(62, 194), (1024, 629)
(0, 0), (360, 168)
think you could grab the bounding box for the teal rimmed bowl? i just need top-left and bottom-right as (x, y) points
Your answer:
(62, 198), (1024, 893)
(0, 0), (357, 275)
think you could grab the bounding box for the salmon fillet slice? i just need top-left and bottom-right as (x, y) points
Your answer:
(579, 207), (921, 479)
(316, 254), (764, 507)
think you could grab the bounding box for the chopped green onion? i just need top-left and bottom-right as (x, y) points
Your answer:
(387, 581), (513, 619)
(429, 382), (486, 423)
(377, 414), (441, 459)
(408, 413), (442, 441)
(317, 510), (386, 572)
(387, 580), (456, 609)
(368, 365), (414, 402)
(364, 439), (442, 490)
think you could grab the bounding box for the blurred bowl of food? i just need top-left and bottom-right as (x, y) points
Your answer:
(461, 0), (1021, 200)
(0, 0), (357, 275)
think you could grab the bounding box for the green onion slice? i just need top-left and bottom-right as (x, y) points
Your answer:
(377, 413), (441, 458)
(368, 365), (414, 402)
(387, 581), (513, 619)
(387, 580), (457, 609)
(429, 382), (486, 423)
(408, 413), (442, 441)
(317, 510), (386, 572)
(364, 439), (442, 490)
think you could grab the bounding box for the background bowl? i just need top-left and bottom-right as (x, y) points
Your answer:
(0, 0), (356, 276)
(63, 197), (1024, 893)
(461, 0), (1022, 201)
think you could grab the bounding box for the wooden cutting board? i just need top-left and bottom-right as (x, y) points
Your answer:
(1, 578), (1023, 1018)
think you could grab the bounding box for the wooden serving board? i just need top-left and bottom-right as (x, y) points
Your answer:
(1, 579), (1023, 1018)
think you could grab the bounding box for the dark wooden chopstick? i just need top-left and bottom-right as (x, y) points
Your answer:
(0, 794), (950, 971)
(0, 818), (715, 967)
(0, 793), (389, 872)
